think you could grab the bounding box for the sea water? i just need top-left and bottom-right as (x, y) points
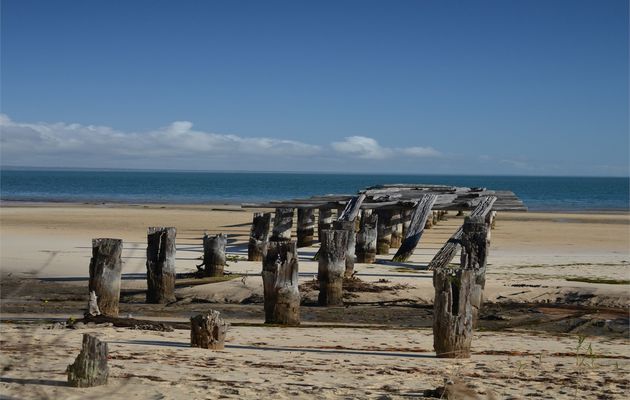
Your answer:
(1, 169), (628, 211)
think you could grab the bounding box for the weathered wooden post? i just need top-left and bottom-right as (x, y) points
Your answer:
(318, 229), (350, 306)
(262, 240), (300, 325)
(199, 233), (227, 277)
(333, 220), (356, 277)
(461, 216), (488, 326)
(67, 334), (108, 387)
(318, 208), (333, 240)
(248, 212), (271, 261)
(376, 209), (392, 255)
(356, 211), (378, 263)
(297, 208), (315, 247)
(146, 227), (177, 304)
(392, 195), (438, 262)
(272, 207), (294, 240)
(433, 266), (475, 358)
(390, 209), (403, 249)
(89, 238), (122, 317)
(432, 211), (439, 226)
(190, 311), (229, 350)
(432, 216), (490, 358)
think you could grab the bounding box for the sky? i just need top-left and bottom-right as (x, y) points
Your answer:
(1, 0), (628, 176)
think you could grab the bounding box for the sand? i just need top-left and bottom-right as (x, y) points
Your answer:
(0, 203), (629, 398)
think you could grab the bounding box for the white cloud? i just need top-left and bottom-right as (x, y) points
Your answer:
(0, 114), (322, 166)
(331, 136), (393, 159)
(332, 135), (441, 159)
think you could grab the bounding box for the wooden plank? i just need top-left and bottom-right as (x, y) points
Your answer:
(391, 194), (438, 262)
(427, 196), (497, 270)
(337, 194), (366, 222)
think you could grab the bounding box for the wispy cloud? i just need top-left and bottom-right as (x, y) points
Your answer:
(0, 114), (322, 163)
(331, 135), (441, 160)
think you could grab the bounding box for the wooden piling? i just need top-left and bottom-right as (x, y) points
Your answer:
(333, 220), (356, 277)
(318, 229), (350, 306)
(356, 211), (378, 263)
(146, 227), (177, 304)
(297, 208), (315, 247)
(199, 233), (227, 277)
(88, 238), (122, 317)
(248, 212), (271, 261)
(376, 209), (392, 255)
(190, 311), (229, 350)
(272, 208), (294, 240)
(67, 334), (108, 387)
(432, 216), (490, 358)
(461, 216), (489, 326)
(262, 240), (300, 325)
(432, 267), (475, 358)
(390, 209), (403, 249)
(317, 208), (333, 240)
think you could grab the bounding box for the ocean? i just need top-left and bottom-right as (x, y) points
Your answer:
(0, 169), (628, 211)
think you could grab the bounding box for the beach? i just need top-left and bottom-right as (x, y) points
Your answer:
(1, 203), (629, 399)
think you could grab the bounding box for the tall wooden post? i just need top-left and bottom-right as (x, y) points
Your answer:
(390, 209), (403, 249)
(146, 227), (177, 304)
(318, 208), (333, 240)
(262, 240), (300, 325)
(67, 334), (109, 387)
(297, 208), (315, 247)
(200, 233), (227, 277)
(461, 216), (488, 327)
(318, 229), (350, 306)
(89, 238), (122, 317)
(248, 212), (271, 261)
(376, 209), (392, 255)
(272, 208), (294, 240)
(333, 220), (356, 277)
(432, 216), (489, 358)
(356, 211), (378, 263)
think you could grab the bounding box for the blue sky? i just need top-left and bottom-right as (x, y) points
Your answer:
(1, 0), (628, 176)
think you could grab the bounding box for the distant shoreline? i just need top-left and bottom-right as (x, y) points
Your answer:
(1, 199), (628, 214)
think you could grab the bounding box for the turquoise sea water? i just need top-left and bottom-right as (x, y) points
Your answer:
(0, 169), (628, 211)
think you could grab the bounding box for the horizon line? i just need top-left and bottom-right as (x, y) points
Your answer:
(1, 165), (628, 179)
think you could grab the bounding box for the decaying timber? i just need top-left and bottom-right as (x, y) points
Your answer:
(262, 240), (300, 325)
(248, 212), (271, 261)
(433, 267), (475, 358)
(190, 311), (229, 350)
(199, 233), (227, 277)
(318, 208), (333, 240)
(272, 208), (294, 240)
(356, 211), (378, 263)
(318, 229), (350, 306)
(460, 216), (489, 327)
(88, 238), (122, 317)
(392, 194), (438, 262)
(427, 196), (496, 270)
(146, 227), (177, 304)
(297, 208), (315, 247)
(390, 209), (403, 248)
(67, 334), (109, 387)
(376, 209), (393, 255)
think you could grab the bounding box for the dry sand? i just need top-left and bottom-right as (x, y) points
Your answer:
(1, 203), (629, 399)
